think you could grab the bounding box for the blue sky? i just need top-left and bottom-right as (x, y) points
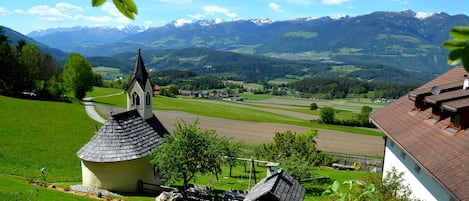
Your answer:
(1, 0), (468, 34)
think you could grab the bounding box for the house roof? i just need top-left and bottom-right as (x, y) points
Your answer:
(126, 49), (150, 91)
(370, 67), (469, 201)
(244, 170), (305, 201)
(77, 110), (166, 163)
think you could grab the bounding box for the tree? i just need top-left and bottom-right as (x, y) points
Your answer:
(320, 106), (335, 124)
(150, 120), (226, 193)
(357, 106), (373, 127)
(62, 53), (94, 100)
(443, 25), (469, 72)
(18, 44), (41, 92)
(310, 102), (318, 110)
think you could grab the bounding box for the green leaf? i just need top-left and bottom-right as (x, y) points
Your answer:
(113, 0), (135, 19)
(448, 49), (464, 66)
(92, 0), (107, 7)
(463, 47), (469, 72)
(443, 40), (468, 51)
(450, 26), (469, 41)
(122, 0), (138, 14)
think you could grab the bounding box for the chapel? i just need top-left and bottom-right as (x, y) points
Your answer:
(77, 49), (168, 192)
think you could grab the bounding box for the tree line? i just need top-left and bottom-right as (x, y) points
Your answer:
(0, 28), (101, 101)
(287, 77), (417, 99)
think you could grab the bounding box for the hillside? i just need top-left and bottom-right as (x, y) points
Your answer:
(29, 10), (469, 75)
(88, 47), (432, 85)
(0, 26), (67, 61)
(0, 96), (96, 181)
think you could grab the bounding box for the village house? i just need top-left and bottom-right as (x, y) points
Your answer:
(370, 67), (469, 201)
(77, 49), (168, 193)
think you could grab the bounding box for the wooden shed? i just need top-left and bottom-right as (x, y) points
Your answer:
(244, 170), (305, 201)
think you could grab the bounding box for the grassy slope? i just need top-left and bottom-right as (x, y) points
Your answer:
(0, 174), (96, 201)
(0, 95), (96, 182)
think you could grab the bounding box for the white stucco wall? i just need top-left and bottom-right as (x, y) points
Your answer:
(127, 80), (153, 120)
(383, 137), (451, 201)
(81, 156), (160, 192)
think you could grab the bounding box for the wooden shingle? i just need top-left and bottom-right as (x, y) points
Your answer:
(244, 170), (305, 201)
(77, 110), (166, 163)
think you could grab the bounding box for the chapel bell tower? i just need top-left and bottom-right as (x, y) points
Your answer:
(126, 49), (153, 120)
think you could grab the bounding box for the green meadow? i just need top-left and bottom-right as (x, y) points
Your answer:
(92, 87), (382, 136)
(0, 95), (96, 182)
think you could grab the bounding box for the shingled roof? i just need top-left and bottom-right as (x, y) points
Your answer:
(244, 170), (305, 201)
(370, 67), (469, 200)
(126, 49), (150, 91)
(77, 110), (166, 163)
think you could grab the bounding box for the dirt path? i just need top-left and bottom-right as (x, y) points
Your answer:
(95, 105), (384, 156)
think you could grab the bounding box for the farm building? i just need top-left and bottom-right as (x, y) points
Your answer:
(77, 49), (168, 192)
(244, 170), (305, 201)
(370, 67), (469, 201)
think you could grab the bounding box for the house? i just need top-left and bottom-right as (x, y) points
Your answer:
(77, 49), (169, 193)
(370, 67), (469, 201)
(243, 170), (305, 201)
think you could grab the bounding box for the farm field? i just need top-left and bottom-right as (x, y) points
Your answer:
(91, 87), (385, 156)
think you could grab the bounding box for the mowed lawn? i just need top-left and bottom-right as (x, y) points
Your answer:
(0, 95), (96, 182)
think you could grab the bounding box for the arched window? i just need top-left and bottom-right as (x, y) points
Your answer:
(132, 92), (140, 106)
(146, 92), (151, 106)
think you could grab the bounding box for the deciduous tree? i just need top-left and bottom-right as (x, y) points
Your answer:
(320, 106), (335, 124)
(150, 120), (227, 192)
(62, 53), (94, 100)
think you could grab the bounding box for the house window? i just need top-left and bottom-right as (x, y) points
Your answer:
(146, 92), (151, 106)
(132, 92), (140, 106)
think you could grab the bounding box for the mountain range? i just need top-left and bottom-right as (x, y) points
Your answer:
(2, 10), (469, 85)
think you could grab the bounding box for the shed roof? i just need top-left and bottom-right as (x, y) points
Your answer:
(244, 170), (305, 201)
(77, 110), (165, 163)
(370, 67), (469, 201)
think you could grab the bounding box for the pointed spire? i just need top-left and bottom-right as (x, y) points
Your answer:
(126, 48), (149, 90)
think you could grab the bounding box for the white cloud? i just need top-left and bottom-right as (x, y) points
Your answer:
(0, 7), (11, 16)
(99, 2), (131, 23)
(188, 13), (205, 19)
(321, 0), (351, 5)
(14, 9), (26, 14)
(269, 2), (283, 12)
(203, 5), (237, 18)
(160, 0), (192, 4)
(56, 2), (84, 13)
(26, 2), (131, 24)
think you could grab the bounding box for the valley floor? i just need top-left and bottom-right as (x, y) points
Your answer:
(95, 104), (384, 156)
